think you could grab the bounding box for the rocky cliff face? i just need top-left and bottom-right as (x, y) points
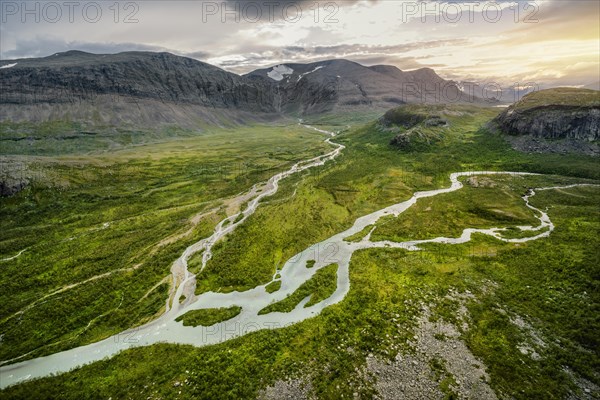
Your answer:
(492, 88), (600, 155)
(495, 105), (600, 141)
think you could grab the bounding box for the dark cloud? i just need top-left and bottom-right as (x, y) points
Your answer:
(225, 1), (378, 8)
(224, 0), (378, 21)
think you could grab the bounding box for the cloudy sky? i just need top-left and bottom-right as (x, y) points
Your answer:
(1, 0), (598, 87)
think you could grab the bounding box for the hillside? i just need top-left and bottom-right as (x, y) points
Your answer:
(246, 60), (489, 115)
(0, 51), (489, 128)
(507, 87), (599, 110)
(492, 88), (600, 155)
(378, 104), (450, 151)
(0, 51), (278, 128)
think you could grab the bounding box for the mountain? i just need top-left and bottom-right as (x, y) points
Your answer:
(245, 60), (489, 114)
(0, 51), (489, 128)
(492, 88), (600, 155)
(0, 50), (278, 128)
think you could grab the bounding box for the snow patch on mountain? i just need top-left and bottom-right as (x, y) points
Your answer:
(268, 65), (294, 81)
(297, 65), (325, 82)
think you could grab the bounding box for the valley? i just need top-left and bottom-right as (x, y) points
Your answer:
(1, 100), (598, 399)
(1, 0), (599, 396)
(0, 123), (332, 363)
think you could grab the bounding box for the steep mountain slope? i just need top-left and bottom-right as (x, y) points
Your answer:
(0, 51), (489, 127)
(246, 60), (487, 114)
(0, 51), (278, 127)
(492, 88), (600, 155)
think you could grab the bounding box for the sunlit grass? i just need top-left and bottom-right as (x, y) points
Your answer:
(1, 105), (599, 399)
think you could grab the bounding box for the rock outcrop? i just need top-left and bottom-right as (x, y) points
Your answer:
(380, 105), (450, 151)
(492, 88), (600, 155)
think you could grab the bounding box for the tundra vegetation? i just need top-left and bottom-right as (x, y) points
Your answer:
(258, 263), (339, 315)
(175, 307), (242, 327)
(1, 105), (598, 399)
(0, 124), (331, 362)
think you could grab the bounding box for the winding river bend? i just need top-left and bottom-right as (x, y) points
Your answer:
(0, 126), (595, 388)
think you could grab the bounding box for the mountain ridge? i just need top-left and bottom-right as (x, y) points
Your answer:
(1, 50), (490, 127)
(0, 51), (281, 128)
(245, 59), (485, 114)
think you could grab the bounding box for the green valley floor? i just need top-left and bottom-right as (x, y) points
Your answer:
(1, 106), (598, 399)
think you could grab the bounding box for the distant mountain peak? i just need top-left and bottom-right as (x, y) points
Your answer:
(246, 58), (483, 114)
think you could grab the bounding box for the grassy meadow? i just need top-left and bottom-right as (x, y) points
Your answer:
(1, 105), (599, 399)
(176, 307), (243, 327)
(0, 123), (332, 362)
